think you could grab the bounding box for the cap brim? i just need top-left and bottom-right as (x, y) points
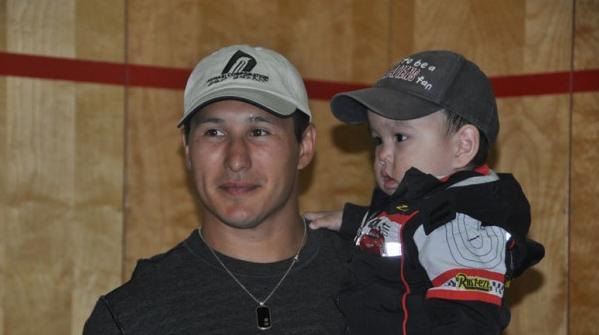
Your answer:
(331, 87), (442, 124)
(177, 87), (300, 127)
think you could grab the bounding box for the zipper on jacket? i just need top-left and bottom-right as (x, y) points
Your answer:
(399, 219), (411, 334)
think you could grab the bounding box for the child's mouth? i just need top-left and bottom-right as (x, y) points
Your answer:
(381, 172), (398, 193)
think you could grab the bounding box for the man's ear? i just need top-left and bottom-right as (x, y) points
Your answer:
(297, 124), (316, 170)
(182, 133), (192, 170)
(452, 124), (479, 169)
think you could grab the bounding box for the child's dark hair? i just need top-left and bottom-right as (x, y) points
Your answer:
(183, 108), (310, 145)
(442, 109), (489, 168)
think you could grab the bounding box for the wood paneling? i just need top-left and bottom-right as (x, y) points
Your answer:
(299, 100), (374, 213)
(410, 0), (526, 73)
(127, 0), (392, 80)
(571, 1), (599, 334)
(72, 2), (125, 332)
(523, 0), (572, 73)
(0, 1), (6, 332)
(573, 0), (599, 70)
(3, 1), (77, 333)
(3, 78), (77, 335)
(70, 83), (124, 334)
(124, 87), (196, 277)
(1, 1), (124, 334)
(496, 96), (569, 334)
(571, 92), (599, 335)
(75, 0), (125, 62)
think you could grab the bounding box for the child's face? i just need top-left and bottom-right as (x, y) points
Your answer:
(368, 110), (459, 195)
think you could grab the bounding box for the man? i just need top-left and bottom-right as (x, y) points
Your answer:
(83, 45), (349, 334)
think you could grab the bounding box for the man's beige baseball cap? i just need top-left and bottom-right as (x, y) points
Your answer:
(178, 44), (311, 127)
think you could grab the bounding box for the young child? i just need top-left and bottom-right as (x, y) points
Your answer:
(306, 50), (544, 334)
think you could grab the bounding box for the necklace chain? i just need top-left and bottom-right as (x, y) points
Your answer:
(198, 218), (307, 306)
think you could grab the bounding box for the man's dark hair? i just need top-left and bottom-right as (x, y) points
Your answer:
(442, 109), (489, 168)
(290, 109), (311, 142)
(183, 107), (310, 145)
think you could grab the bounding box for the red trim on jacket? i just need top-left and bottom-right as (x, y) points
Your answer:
(431, 268), (505, 286)
(427, 289), (502, 305)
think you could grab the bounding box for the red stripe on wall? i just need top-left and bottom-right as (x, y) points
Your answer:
(1, 51), (598, 100)
(0, 52), (127, 85)
(127, 63), (189, 89)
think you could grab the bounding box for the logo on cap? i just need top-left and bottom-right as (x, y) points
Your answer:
(206, 49), (269, 86)
(222, 50), (257, 73)
(382, 57), (438, 91)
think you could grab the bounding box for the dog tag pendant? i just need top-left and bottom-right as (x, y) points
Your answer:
(256, 305), (271, 330)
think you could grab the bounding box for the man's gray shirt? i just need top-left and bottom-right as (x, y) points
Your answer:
(83, 228), (350, 334)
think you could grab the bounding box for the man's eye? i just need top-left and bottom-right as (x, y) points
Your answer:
(204, 129), (224, 137)
(395, 134), (407, 142)
(250, 129), (270, 137)
(371, 136), (382, 146)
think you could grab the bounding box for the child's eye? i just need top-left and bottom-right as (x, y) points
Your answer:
(371, 136), (382, 146)
(250, 128), (270, 137)
(395, 134), (407, 142)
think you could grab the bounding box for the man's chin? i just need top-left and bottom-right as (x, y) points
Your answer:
(222, 220), (261, 230)
(217, 212), (263, 229)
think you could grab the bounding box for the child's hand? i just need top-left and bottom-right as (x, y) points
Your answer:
(304, 210), (343, 231)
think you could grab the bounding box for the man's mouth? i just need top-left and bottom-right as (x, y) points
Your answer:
(219, 181), (260, 196)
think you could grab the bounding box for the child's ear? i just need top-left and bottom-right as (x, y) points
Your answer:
(452, 124), (479, 169)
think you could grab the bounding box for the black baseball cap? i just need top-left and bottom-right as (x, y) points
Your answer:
(331, 50), (499, 144)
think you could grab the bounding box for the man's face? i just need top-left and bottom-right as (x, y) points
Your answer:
(185, 100), (314, 229)
(368, 110), (458, 195)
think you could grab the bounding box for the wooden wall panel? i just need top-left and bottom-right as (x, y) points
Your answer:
(0, 1), (6, 331)
(70, 84), (124, 334)
(406, 0), (573, 74)
(3, 78), (77, 335)
(571, 91), (599, 334)
(523, 0), (572, 73)
(571, 1), (599, 334)
(571, 91), (599, 335)
(75, 0), (125, 62)
(3, 2), (77, 334)
(128, 0), (392, 80)
(5, 0), (75, 57)
(410, 0), (527, 73)
(299, 100), (373, 213)
(124, 87), (196, 277)
(495, 96), (569, 334)
(72, 2), (125, 332)
(0, 1), (6, 332)
(0, 1), (124, 334)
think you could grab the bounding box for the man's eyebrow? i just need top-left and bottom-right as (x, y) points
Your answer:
(193, 116), (224, 125)
(247, 115), (275, 124)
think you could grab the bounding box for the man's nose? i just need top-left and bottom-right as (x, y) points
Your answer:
(225, 136), (251, 172)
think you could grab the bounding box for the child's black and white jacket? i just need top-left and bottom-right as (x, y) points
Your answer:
(337, 166), (544, 335)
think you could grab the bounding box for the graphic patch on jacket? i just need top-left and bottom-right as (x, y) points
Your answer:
(414, 213), (510, 305)
(355, 210), (418, 257)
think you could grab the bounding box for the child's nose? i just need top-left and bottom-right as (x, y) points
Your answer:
(376, 142), (393, 166)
